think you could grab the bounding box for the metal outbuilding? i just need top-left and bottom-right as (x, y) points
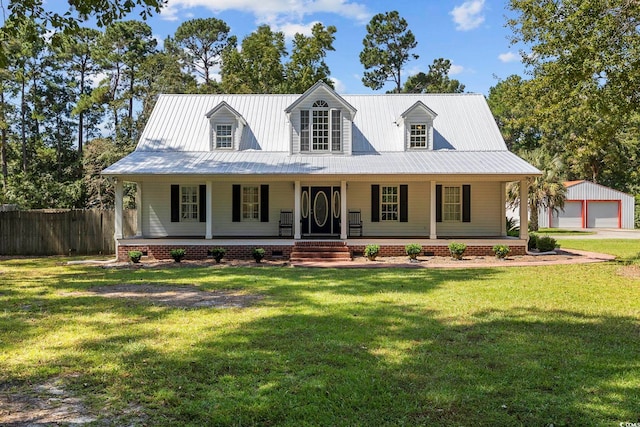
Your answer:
(539, 180), (635, 229)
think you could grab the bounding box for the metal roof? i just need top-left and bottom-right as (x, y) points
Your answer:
(103, 90), (540, 177)
(134, 92), (510, 153)
(103, 150), (540, 176)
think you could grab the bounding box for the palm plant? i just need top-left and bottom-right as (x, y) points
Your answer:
(507, 148), (566, 231)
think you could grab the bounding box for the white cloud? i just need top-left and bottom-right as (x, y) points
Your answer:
(162, 0), (371, 24)
(330, 77), (346, 93)
(450, 0), (485, 31)
(498, 52), (519, 63)
(449, 64), (464, 75)
(271, 21), (317, 39)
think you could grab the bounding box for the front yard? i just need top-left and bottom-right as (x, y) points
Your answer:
(1, 240), (639, 425)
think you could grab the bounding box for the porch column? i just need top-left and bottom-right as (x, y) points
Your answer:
(519, 179), (529, 241)
(114, 179), (123, 240)
(340, 180), (347, 239)
(429, 180), (437, 239)
(135, 182), (142, 237)
(500, 182), (507, 237)
(294, 180), (301, 239)
(205, 180), (213, 239)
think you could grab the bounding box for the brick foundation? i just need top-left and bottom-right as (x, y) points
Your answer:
(117, 242), (525, 262)
(118, 244), (293, 262)
(349, 244), (525, 257)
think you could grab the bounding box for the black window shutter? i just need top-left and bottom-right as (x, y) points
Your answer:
(171, 185), (180, 222)
(232, 185), (241, 222)
(260, 185), (269, 222)
(435, 184), (442, 223)
(399, 185), (408, 222)
(199, 185), (206, 223)
(371, 185), (380, 222)
(462, 184), (471, 223)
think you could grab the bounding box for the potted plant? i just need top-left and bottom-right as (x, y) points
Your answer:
(252, 247), (266, 263)
(492, 244), (510, 259)
(405, 243), (422, 260)
(170, 248), (186, 263)
(364, 244), (380, 261)
(448, 242), (467, 260)
(208, 247), (226, 263)
(128, 250), (143, 264)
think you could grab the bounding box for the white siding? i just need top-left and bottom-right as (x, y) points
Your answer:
(437, 181), (502, 237)
(143, 178), (206, 237)
(347, 181), (431, 237)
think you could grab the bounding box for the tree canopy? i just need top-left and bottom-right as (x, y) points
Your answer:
(359, 10), (418, 92)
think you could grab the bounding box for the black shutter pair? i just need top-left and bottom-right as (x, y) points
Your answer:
(171, 184), (206, 222)
(435, 184), (471, 223)
(371, 184), (408, 222)
(232, 184), (269, 222)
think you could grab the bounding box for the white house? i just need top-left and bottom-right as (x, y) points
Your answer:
(103, 82), (540, 260)
(539, 180), (635, 229)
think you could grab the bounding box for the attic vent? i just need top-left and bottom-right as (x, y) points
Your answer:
(313, 100), (328, 108)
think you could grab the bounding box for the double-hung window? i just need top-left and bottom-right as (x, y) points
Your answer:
(242, 186), (259, 221)
(443, 186), (461, 221)
(381, 186), (399, 221)
(181, 186), (199, 221)
(300, 100), (341, 152)
(215, 124), (233, 149)
(410, 124), (427, 148)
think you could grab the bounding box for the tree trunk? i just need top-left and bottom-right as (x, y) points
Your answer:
(20, 77), (27, 173)
(529, 198), (539, 232)
(0, 90), (8, 192)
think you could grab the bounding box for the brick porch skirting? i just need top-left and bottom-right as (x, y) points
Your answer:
(117, 242), (525, 261)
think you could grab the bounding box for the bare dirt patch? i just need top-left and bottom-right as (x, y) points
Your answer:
(618, 265), (640, 279)
(0, 378), (97, 426)
(75, 283), (263, 308)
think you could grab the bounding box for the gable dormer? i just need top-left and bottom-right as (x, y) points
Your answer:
(205, 101), (247, 151)
(398, 101), (437, 150)
(285, 81), (357, 155)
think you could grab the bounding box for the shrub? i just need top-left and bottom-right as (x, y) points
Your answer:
(528, 233), (538, 251)
(536, 236), (558, 252)
(128, 250), (143, 263)
(492, 244), (510, 259)
(405, 243), (422, 259)
(448, 242), (467, 260)
(170, 248), (186, 262)
(364, 244), (380, 260)
(506, 217), (520, 237)
(252, 247), (266, 263)
(208, 247), (226, 263)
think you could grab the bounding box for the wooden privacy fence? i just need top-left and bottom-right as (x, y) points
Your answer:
(0, 209), (136, 256)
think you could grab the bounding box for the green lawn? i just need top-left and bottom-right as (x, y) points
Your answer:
(1, 242), (639, 426)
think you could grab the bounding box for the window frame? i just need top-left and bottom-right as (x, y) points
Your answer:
(180, 185), (199, 222)
(214, 123), (234, 149)
(443, 186), (462, 222)
(409, 123), (427, 148)
(380, 185), (399, 222)
(241, 185), (260, 222)
(300, 99), (342, 153)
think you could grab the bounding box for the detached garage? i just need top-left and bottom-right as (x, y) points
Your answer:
(539, 180), (635, 229)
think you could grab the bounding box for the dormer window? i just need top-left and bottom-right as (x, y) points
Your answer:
(215, 124), (233, 149)
(400, 101), (437, 151)
(300, 99), (342, 153)
(205, 101), (247, 151)
(410, 124), (427, 148)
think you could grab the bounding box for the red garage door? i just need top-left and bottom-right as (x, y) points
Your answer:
(551, 201), (583, 228)
(587, 201), (620, 228)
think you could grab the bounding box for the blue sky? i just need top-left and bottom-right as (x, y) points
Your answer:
(138, 0), (527, 95)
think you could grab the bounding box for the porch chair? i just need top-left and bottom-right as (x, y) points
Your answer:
(278, 210), (294, 237)
(348, 210), (363, 237)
